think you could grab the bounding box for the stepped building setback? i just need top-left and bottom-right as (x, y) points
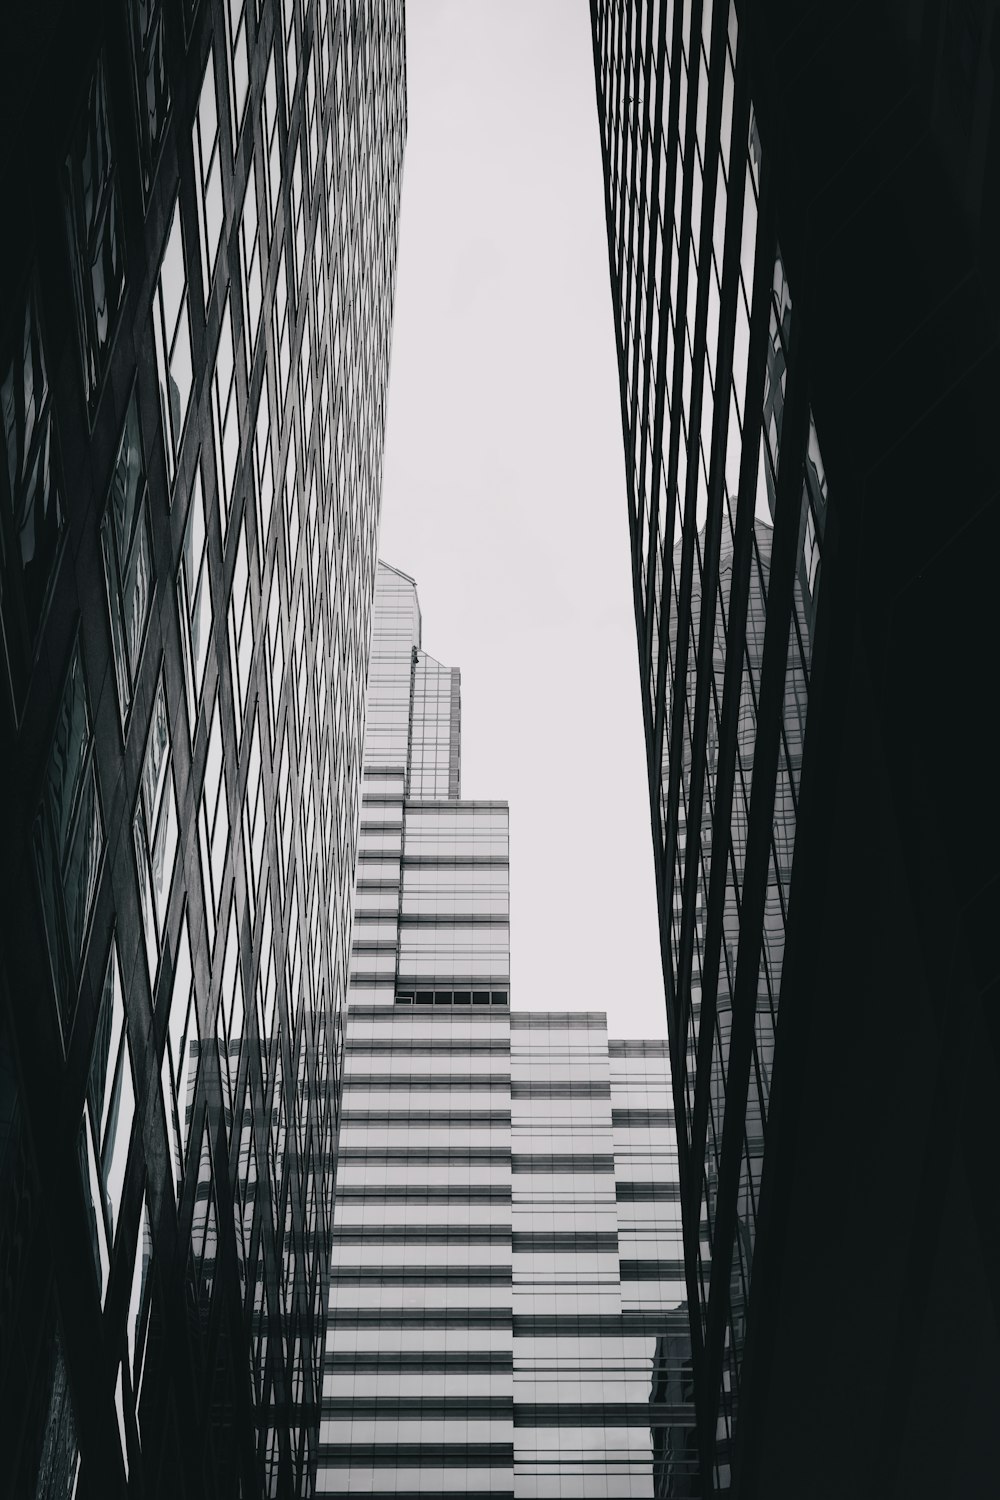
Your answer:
(319, 561), (700, 1499)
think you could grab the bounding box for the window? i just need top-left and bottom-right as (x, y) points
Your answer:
(228, 506), (254, 744)
(217, 897), (245, 1137)
(101, 389), (153, 728)
(242, 708), (266, 922)
(192, 45), (224, 305)
(240, 166), (264, 368)
(262, 48), (282, 235)
(256, 890), (277, 1086)
(274, 246), (290, 400)
(126, 1193), (152, 1404)
(34, 644), (103, 1043)
(63, 55), (126, 419)
(283, 425), (299, 578)
(191, 1123), (217, 1312)
(282, 0), (298, 108)
(224, 0), (250, 142)
(266, 571), (285, 743)
(198, 695), (229, 948)
(162, 911), (199, 1198)
(177, 460), (213, 733)
(134, 675), (179, 981)
(152, 197), (193, 486)
(211, 291), (242, 540)
(128, 0), (170, 199)
(79, 936), (135, 1304)
(253, 379), (274, 567)
(275, 724), (293, 897)
(0, 278), (65, 711)
(290, 136), (304, 284)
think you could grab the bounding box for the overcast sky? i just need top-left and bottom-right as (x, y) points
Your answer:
(377, 1), (666, 1041)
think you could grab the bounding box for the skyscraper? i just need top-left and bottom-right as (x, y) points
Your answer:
(318, 561), (699, 1497)
(590, 2), (999, 1496)
(0, 2), (405, 1495)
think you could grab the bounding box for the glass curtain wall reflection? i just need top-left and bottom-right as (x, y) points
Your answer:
(590, 0), (830, 1488)
(0, 3), (406, 1496)
(318, 563), (697, 1498)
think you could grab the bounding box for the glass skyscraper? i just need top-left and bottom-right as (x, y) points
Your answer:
(590, 2), (1000, 1496)
(318, 561), (699, 1497)
(0, 2), (405, 1495)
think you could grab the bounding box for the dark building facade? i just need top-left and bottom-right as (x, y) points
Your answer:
(318, 562), (699, 1498)
(591, 0), (999, 1496)
(0, 1), (405, 1496)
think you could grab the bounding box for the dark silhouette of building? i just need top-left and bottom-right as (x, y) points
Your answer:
(590, 1), (999, 1495)
(0, 1), (405, 1495)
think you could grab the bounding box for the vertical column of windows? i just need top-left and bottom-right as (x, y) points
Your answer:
(162, 910), (199, 1199)
(241, 164), (265, 369)
(177, 461), (213, 734)
(63, 56), (127, 420)
(152, 197), (194, 487)
(127, 0), (170, 199)
(212, 291), (243, 542)
(101, 390), (153, 729)
(78, 936), (135, 1304)
(224, 0), (251, 142)
(193, 45), (225, 307)
(198, 696), (229, 950)
(0, 280), (65, 711)
(228, 506), (255, 746)
(134, 676), (179, 983)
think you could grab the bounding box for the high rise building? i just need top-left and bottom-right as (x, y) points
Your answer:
(590, 1), (999, 1495)
(318, 561), (699, 1498)
(0, 2), (405, 1495)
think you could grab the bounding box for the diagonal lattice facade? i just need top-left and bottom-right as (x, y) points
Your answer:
(0, 2), (406, 1495)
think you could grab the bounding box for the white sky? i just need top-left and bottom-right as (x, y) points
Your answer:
(377, 0), (666, 1041)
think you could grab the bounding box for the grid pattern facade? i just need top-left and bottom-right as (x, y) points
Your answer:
(320, 562), (697, 1496)
(591, 0), (830, 1489)
(0, 2), (405, 1496)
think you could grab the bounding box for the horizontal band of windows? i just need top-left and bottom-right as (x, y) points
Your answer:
(356, 879), (402, 890)
(509, 1013), (608, 1031)
(343, 1075), (510, 1091)
(323, 1397), (513, 1418)
(510, 1155), (615, 1174)
(341, 1111), (511, 1126)
(618, 1259), (687, 1281)
(359, 821), (404, 833)
(615, 1181), (682, 1202)
(511, 1233), (619, 1253)
(336, 1186), (512, 1203)
(397, 914), (510, 928)
(332, 1226), (512, 1245)
(330, 1268), (513, 1287)
(405, 799), (507, 812)
(326, 1352), (514, 1372)
(610, 1109), (676, 1127)
(345, 1042), (510, 1055)
(318, 1444), (514, 1466)
(513, 1403), (696, 1428)
(513, 1313), (689, 1337)
(349, 1005), (508, 1023)
(327, 1310), (513, 1329)
(607, 1040), (670, 1058)
(396, 991), (509, 1007)
(401, 857), (510, 869)
(338, 1148), (511, 1164)
(319, 1491), (510, 1500)
(510, 1081), (611, 1099)
(349, 973), (398, 987)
